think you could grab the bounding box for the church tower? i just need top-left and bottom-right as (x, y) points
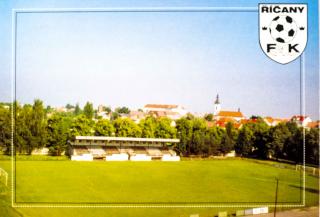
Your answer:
(213, 94), (221, 115)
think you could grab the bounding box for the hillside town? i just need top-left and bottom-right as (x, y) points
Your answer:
(45, 94), (319, 129)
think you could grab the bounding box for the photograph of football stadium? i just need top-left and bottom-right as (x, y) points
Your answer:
(0, 0), (319, 217)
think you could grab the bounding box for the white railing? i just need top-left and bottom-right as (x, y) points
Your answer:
(0, 167), (8, 186)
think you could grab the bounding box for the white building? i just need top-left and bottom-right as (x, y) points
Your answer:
(213, 95), (245, 122)
(97, 111), (111, 120)
(143, 104), (187, 120)
(263, 117), (288, 126)
(129, 111), (146, 123)
(291, 115), (312, 127)
(98, 105), (105, 113)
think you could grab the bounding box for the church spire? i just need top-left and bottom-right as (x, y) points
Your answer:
(214, 94), (220, 104)
(213, 94), (221, 116)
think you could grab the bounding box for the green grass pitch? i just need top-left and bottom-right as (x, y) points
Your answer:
(0, 158), (318, 217)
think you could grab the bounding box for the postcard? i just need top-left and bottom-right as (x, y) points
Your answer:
(0, 1), (318, 217)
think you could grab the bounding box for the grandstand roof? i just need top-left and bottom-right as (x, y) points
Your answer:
(74, 136), (180, 143)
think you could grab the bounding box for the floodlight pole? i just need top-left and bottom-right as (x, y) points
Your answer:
(274, 178), (279, 217)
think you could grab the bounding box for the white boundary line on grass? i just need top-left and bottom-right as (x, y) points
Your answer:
(12, 204), (305, 208)
(301, 52), (306, 207)
(11, 8), (16, 208)
(11, 6), (306, 208)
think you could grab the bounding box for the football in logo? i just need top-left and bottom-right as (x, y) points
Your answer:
(269, 15), (297, 43)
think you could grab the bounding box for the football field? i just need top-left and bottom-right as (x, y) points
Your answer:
(0, 158), (318, 217)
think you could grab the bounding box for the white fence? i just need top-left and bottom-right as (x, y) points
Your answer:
(105, 153), (129, 161)
(71, 154), (93, 161)
(0, 167), (8, 186)
(295, 164), (319, 176)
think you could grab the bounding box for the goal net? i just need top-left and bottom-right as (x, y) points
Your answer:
(0, 167), (8, 186)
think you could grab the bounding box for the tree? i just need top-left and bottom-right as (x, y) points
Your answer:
(113, 118), (141, 137)
(94, 119), (115, 136)
(27, 99), (47, 154)
(15, 104), (32, 154)
(248, 121), (270, 159)
(235, 124), (254, 157)
(190, 118), (207, 155)
(205, 127), (224, 156)
(154, 117), (177, 139)
(45, 105), (53, 114)
(46, 114), (70, 155)
(185, 113), (195, 120)
(115, 107), (130, 114)
(204, 113), (213, 122)
(250, 115), (264, 121)
(290, 127), (303, 163)
(176, 117), (193, 155)
(111, 112), (120, 121)
(267, 123), (291, 160)
(104, 106), (112, 114)
(70, 115), (94, 137)
(83, 102), (94, 119)
(74, 103), (81, 116)
(139, 116), (157, 138)
(0, 104), (11, 154)
(65, 104), (75, 110)
(220, 122), (237, 155)
(305, 128), (319, 165)
(282, 122), (303, 163)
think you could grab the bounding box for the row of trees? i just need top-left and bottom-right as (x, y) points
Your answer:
(176, 116), (319, 166)
(48, 102), (131, 120)
(0, 100), (177, 156)
(0, 100), (318, 165)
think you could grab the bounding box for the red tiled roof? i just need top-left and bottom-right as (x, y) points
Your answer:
(264, 117), (289, 123)
(307, 121), (320, 128)
(233, 123), (242, 129)
(215, 120), (226, 128)
(217, 111), (244, 118)
(240, 119), (260, 124)
(219, 117), (236, 123)
(242, 119), (258, 124)
(240, 119), (249, 124)
(214, 120), (242, 129)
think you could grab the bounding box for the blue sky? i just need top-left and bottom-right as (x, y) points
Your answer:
(0, 0), (318, 119)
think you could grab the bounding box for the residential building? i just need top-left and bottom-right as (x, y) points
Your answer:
(129, 111), (146, 123)
(263, 117), (289, 126)
(97, 111), (111, 120)
(291, 115), (312, 127)
(143, 104), (187, 120)
(307, 121), (320, 129)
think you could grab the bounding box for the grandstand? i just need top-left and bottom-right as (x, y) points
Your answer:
(70, 136), (180, 161)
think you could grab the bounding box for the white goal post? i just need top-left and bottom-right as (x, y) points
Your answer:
(0, 167), (8, 186)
